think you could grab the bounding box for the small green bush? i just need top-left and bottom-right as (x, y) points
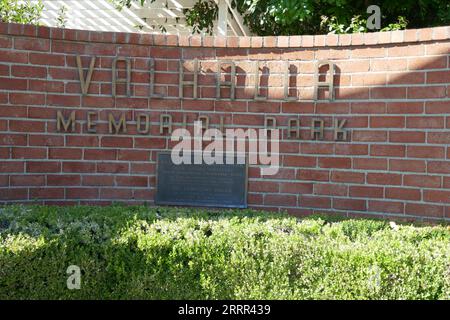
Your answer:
(0, 0), (43, 25)
(0, 205), (448, 299)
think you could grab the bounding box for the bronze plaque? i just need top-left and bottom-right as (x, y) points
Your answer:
(155, 152), (248, 208)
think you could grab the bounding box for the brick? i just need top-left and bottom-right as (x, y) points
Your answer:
(0, 35), (12, 48)
(133, 189), (155, 201)
(352, 47), (385, 58)
(84, 149), (116, 160)
(101, 137), (133, 148)
(29, 52), (66, 67)
(284, 155), (316, 167)
(300, 143), (333, 155)
(49, 148), (83, 160)
(248, 101), (280, 113)
(390, 159), (426, 173)
(9, 120), (45, 133)
(335, 144), (368, 156)
(14, 38), (50, 51)
(297, 170), (329, 181)
(370, 145), (405, 157)
(367, 173), (402, 186)
(47, 94), (80, 107)
(423, 189), (450, 204)
(0, 51), (27, 63)
(427, 132), (450, 144)
(12, 147), (46, 159)
(27, 161), (60, 173)
(264, 194), (297, 206)
(10, 93), (45, 105)
(333, 198), (366, 211)
(10, 175), (45, 186)
(349, 186), (383, 198)
(351, 102), (385, 114)
(407, 146), (445, 159)
(353, 158), (387, 170)
(30, 188), (64, 199)
(352, 131), (387, 142)
(371, 87), (406, 99)
(82, 175), (115, 186)
(318, 157), (351, 169)
(29, 135), (64, 146)
(407, 117), (445, 129)
(249, 181), (279, 193)
(100, 188), (133, 199)
(97, 162), (129, 173)
(427, 71), (450, 84)
(47, 175), (81, 186)
(299, 195), (331, 208)
(386, 187), (421, 201)
(403, 174), (441, 188)
(118, 150), (150, 161)
(0, 78), (28, 90)
(408, 86), (446, 99)
(12, 65), (47, 78)
(0, 175), (8, 186)
(130, 163), (154, 175)
(370, 116), (405, 128)
(66, 188), (99, 199)
(331, 171), (365, 184)
(387, 102), (423, 114)
(66, 136), (99, 147)
(408, 56), (447, 70)
(0, 188), (27, 200)
(279, 182), (313, 194)
(116, 176), (148, 187)
(405, 203), (444, 218)
(315, 184), (347, 196)
(389, 131), (425, 143)
(368, 200), (404, 214)
(63, 162), (95, 173)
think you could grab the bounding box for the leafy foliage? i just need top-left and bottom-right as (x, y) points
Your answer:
(184, 0), (218, 35)
(0, 0), (43, 25)
(0, 205), (449, 299)
(321, 15), (408, 34)
(56, 5), (68, 29)
(110, 0), (450, 35)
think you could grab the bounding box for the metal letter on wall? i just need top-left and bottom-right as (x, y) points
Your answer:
(313, 60), (335, 101)
(254, 61), (267, 101)
(150, 59), (164, 98)
(108, 113), (127, 134)
(334, 119), (347, 141)
(216, 60), (236, 100)
(112, 57), (131, 97)
(76, 55), (96, 95)
(219, 116), (225, 136)
(160, 114), (172, 134)
(265, 117), (277, 130)
(179, 59), (198, 99)
(137, 113), (150, 134)
(288, 118), (300, 139)
(284, 61), (297, 101)
(311, 118), (325, 140)
(57, 111), (76, 132)
(87, 111), (97, 133)
(198, 115), (210, 130)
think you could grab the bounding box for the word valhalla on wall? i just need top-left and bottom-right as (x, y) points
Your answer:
(57, 56), (346, 141)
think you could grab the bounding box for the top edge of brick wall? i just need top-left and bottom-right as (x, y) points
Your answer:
(1, 22), (449, 48)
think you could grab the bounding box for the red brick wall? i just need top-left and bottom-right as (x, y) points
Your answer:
(0, 22), (449, 222)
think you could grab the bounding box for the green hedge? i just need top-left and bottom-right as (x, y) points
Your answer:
(0, 205), (449, 299)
